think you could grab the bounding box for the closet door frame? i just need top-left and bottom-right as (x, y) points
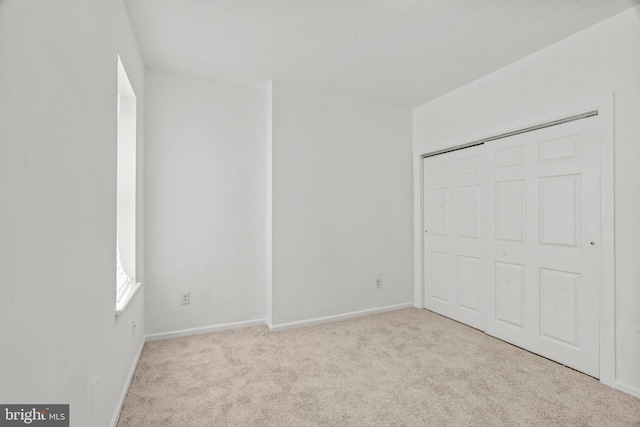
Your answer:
(416, 93), (615, 388)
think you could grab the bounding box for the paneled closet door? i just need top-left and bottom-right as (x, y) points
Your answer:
(484, 116), (601, 378)
(423, 145), (485, 330)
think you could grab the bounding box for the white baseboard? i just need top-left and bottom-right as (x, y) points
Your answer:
(613, 380), (640, 399)
(110, 338), (145, 427)
(143, 304), (414, 340)
(144, 318), (267, 342)
(269, 302), (414, 332)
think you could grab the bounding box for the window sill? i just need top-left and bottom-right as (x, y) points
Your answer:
(115, 282), (142, 317)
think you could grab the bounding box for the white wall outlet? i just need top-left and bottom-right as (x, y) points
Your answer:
(374, 276), (382, 289)
(181, 292), (190, 305)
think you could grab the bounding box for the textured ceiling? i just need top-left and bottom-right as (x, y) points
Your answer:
(126, 0), (639, 107)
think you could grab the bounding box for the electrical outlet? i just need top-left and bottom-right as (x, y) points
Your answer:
(374, 276), (382, 289)
(181, 292), (190, 305)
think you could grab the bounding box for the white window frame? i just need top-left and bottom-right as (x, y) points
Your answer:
(115, 56), (141, 316)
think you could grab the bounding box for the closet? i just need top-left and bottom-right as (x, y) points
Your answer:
(422, 115), (601, 377)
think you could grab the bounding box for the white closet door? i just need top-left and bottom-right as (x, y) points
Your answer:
(484, 116), (601, 377)
(423, 145), (485, 330)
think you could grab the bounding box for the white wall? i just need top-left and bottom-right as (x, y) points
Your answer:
(0, 0), (146, 426)
(144, 76), (413, 332)
(271, 83), (413, 326)
(413, 7), (640, 396)
(144, 69), (267, 335)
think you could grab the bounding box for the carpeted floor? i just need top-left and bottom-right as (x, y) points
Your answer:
(117, 308), (640, 426)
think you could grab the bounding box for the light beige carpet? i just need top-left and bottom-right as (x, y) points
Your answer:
(118, 308), (640, 426)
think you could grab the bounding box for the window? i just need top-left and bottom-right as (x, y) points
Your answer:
(115, 56), (140, 315)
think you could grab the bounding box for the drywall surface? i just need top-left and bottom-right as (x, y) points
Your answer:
(0, 1), (146, 426)
(413, 7), (640, 395)
(144, 70), (267, 334)
(271, 83), (413, 325)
